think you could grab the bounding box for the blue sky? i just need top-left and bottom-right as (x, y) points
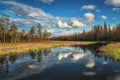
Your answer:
(0, 0), (120, 36)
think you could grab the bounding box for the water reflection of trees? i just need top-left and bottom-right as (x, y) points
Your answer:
(80, 43), (108, 54)
(0, 54), (19, 79)
(37, 51), (42, 62)
(43, 49), (51, 56)
(9, 54), (18, 64)
(29, 52), (36, 59)
(0, 49), (52, 79)
(0, 56), (9, 79)
(37, 49), (51, 62)
(28, 49), (51, 62)
(72, 42), (120, 62)
(0, 56), (6, 65)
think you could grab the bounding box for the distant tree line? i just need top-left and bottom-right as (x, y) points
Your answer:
(52, 22), (120, 41)
(0, 14), (51, 43)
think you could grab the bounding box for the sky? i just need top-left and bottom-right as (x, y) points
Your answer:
(0, 0), (120, 36)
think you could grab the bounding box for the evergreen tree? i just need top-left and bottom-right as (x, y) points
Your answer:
(30, 26), (36, 42)
(37, 23), (42, 42)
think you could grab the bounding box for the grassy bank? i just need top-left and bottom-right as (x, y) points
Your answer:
(99, 42), (120, 61)
(0, 41), (96, 56)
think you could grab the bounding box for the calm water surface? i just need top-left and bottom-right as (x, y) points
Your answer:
(0, 44), (120, 80)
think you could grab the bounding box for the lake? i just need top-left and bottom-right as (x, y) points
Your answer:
(0, 43), (120, 80)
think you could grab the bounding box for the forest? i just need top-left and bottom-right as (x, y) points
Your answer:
(1, 14), (120, 43)
(0, 14), (50, 43)
(52, 22), (120, 41)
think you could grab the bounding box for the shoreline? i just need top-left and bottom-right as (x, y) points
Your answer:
(0, 41), (95, 56)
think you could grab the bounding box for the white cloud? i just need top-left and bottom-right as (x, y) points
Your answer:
(81, 5), (95, 10)
(103, 61), (108, 64)
(112, 7), (120, 11)
(47, 28), (55, 33)
(57, 19), (87, 29)
(28, 13), (41, 17)
(71, 19), (86, 28)
(2, 1), (87, 29)
(2, 1), (52, 19)
(85, 59), (95, 68)
(83, 71), (96, 76)
(58, 52), (72, 60)
(1, 1), (93, 36)
(71, 53), (85, 61)
(101, 15), (107, 20)
(58, 20), (72, 28)
(105, 0), (120, 7)
(84, 13), (95, 23)
(1, 1), (56, 29)
(41, 0), (54, 4)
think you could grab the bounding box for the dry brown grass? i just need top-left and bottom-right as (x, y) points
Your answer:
(100, 43), (120, 52)
(0, 41), (93, 55)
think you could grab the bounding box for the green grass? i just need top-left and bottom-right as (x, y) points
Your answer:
(99, 42), (120, 61)
(85, 41), (97, 44)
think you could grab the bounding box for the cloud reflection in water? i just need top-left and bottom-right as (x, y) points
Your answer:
(1, 47), (96, 80)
